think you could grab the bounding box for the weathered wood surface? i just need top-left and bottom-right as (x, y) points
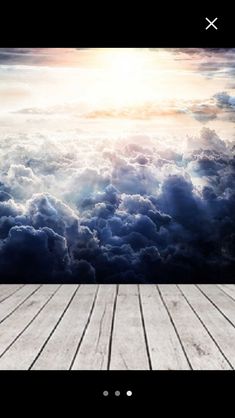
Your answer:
(0, 284), (234, 370)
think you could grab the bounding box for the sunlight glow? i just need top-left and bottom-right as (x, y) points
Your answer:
(96, 49), (153, 106)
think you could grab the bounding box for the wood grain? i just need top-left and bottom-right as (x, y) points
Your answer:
(0, 284), (234, 370)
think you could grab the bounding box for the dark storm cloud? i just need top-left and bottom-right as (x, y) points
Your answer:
(0, 128), (235, 282)
(26, 193), (79, 239)
(0, 225), (71, 281)
(190, 154), (225, 177)
(71, 259), (96, 283)
(76, 172), (235, 281)
(0, 191), (12, 202)
(0, 199), (22, 217)
(158, 175), (207, 232)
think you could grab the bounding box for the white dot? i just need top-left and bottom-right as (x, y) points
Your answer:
(126, 390), (132, 397)
(103, 390), (109, 396)
(115, 390), (120, 396)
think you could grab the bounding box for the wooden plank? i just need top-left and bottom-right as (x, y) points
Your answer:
(217, 285), (235, 301)
(198, 285), (235, 327)
(109, 285), (149, 370)
(179, 285), (235, 369)
(32, 285), (98, 370)
(0, 284), (234, 370)
(72, 285), (116, 370)
(0, 285), (77, 370)
(0, 285), (41, 323)
(159, 285), (231, 370)
(0, 285), (60, 360)
(139, 285), (190, 370)
(0, 285), (24, 303)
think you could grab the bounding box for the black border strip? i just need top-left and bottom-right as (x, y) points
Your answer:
(0, 370), (234, 405)
(0, 15), (233, 47)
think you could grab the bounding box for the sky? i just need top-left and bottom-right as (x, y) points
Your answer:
(1, 48), (235, 139)
(0, 48), (235, 282)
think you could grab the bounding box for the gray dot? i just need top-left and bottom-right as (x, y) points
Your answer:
(126, 390), (132, 397)
(115, 390), (120, 397)
(103, 390), (109, 397)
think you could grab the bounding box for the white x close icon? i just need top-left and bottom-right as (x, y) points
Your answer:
(205, 17), (218, 30)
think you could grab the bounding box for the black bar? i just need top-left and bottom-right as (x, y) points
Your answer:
(0, 14), (233, 47)
(0, 370), (234, 407)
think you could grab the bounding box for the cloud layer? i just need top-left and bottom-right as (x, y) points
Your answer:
(0, 127), (234, 282)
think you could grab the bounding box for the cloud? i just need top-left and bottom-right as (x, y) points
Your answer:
(214, 91), (235, 108)
(177, 92), (235, 125)
(0, 48), (88, 67)
(13, 102), (91, 116)
(212, 92), (235, 123)
(26, 193), (79, 239)
(0, 225), (71, 281)
(71, 259), (96, 283)
(84, 102), (182, 120)
(0, 127), (234, 282)
(0, 190), (12, 202)
(226, 82), (235, 89)
(167, 48), (235, 78)
(186, 127), (227, 153)
(187, 103), (218, 123)
(3, 164), (43, 200)
(0, 199), (22, 217)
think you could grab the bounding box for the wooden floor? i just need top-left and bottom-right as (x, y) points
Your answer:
(0, 284), (235, 370)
